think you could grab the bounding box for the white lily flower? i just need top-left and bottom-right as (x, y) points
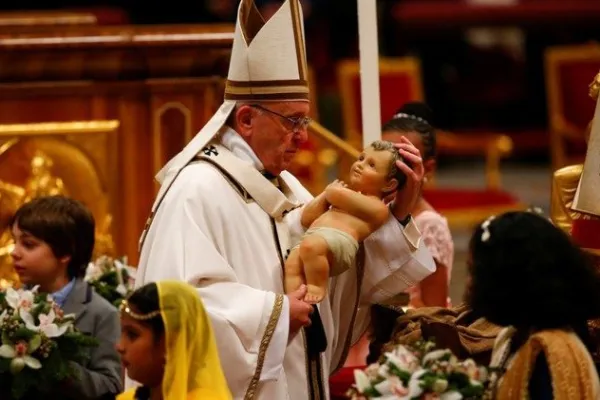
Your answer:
(407, 369), (427, 399)
(84, 261), (103, 282)
(378, 363), (390, 377)
(423, 349), (452, 365)
(440, 391), (463, 400)
(5, 287), (35, 311)
(0, 344), (41, 373)
(373, 379), (393, 395)
(115, 283), (128, 296)
(20, 308), (70, 338)
(353, 369), (372, 393)
(385, 347), (418, 373)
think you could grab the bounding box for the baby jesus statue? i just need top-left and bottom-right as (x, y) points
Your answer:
(285, 140), (407, 303)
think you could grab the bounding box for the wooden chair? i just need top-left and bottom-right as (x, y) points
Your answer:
(544, 43), (600, 171)
(335, 56), (523, 228)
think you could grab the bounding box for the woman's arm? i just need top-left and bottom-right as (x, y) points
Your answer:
(415, 261), (449, 308)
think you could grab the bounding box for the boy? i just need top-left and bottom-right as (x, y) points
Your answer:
(285, 140), (406, 303)
(10, 195), (122, 399)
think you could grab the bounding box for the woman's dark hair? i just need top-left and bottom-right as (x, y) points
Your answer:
(126, 283), (165, 340)
(382, 102), (437, 160)
(11, 195), (95, 279)
(466, 211), (600, 331)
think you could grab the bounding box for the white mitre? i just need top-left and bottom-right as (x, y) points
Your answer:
(150, 0), (309, 217)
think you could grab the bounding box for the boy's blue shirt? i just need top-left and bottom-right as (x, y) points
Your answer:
(51, 279), (76, 308)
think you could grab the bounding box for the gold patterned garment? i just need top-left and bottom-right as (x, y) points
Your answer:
(490, 328), (600, 400)
(551, 164), (584, 235)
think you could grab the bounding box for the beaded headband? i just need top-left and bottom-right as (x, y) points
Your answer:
(119, 299), (161, 320)
(480, 215), (495, 242)
(392, 112), (429, 125)
(480, 207), (548, 243)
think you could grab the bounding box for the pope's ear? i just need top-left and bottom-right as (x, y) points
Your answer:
(235, 105), (255, 137)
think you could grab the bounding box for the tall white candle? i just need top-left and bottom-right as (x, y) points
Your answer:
(357, 0), (382, 148)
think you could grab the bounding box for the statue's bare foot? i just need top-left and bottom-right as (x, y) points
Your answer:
(304, 285), (326, 304)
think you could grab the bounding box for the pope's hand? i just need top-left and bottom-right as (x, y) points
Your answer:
(287, 284), (312, 342)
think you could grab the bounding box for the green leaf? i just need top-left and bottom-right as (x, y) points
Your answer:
(28, 336), (42, 353)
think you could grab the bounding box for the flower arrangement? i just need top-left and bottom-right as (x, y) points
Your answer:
(84, 255), (136, 308)
(0, 285), (98, 399)
(349, 341), (489, 400)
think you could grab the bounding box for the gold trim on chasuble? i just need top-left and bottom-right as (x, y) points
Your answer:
(244, 293), (285, 400)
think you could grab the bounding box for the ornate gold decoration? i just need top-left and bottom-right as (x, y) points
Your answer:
(0, 121), (120, 285)
(589, 71), (600, 100)
(24, 150), (68, 200)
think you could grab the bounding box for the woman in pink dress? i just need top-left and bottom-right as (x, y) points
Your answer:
(382, 102), (454, 308)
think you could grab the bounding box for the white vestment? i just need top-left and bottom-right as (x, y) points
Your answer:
(135, 128), (435, 399)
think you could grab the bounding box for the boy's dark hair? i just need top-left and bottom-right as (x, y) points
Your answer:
(466, 211), (600, 331)
(11, 195), (95, 280)
(126, 283), (165, 340)
(382, 102), (437, 160)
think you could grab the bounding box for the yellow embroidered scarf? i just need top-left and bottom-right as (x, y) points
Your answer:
(494, 328), (600, 400)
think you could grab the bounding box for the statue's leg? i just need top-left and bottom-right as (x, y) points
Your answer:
(284, 248), (305, 294)
(299, 235), (330, 304)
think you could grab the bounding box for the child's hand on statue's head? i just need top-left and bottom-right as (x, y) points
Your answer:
(390, 137), (424, 221)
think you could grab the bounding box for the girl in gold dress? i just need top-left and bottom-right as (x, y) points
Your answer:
(116, 281), (232, 400)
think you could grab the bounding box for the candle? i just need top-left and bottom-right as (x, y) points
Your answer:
(357, 0), (382, 148)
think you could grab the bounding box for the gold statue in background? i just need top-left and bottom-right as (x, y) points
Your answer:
(0, 149), (115, 286)
(551, 70), (600, 258)
(24, 151), (67, 200)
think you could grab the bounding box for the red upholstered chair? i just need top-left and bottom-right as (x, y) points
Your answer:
(545, 43), (600, 171)
(336, 57), (523, 229)
(338, 57), (424, 149)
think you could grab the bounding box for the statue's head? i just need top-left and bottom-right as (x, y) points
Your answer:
(348, 140), (407, 198)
